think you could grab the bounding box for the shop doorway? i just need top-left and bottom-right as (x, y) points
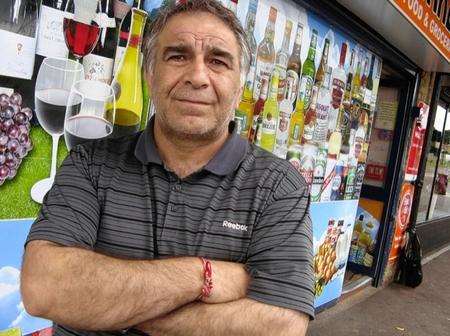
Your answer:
(344, 61), (417, 288)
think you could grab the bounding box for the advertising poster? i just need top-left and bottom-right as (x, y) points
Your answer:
(310, 200), (359, 309)
(347, 206), (381, 268)
(0, 219), (51, 333)
(235, 0), (382, 308)
(384, 182), (415, 283)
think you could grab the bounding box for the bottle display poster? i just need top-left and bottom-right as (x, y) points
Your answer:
(347, 206), (380, 268)
(0, 219), (51, 334)
(310, 200), (359, 309)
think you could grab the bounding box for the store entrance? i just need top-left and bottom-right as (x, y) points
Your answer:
(344, 61), (417, 289)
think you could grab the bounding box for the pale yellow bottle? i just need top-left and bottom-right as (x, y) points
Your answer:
(260, 70), (280, 152)
(235, 83), (255, 138)
(111, 8), (147, 138)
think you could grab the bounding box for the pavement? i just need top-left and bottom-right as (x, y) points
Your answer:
(307, 247), (450, 336)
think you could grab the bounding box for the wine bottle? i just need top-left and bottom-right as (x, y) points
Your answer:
(0, 0), (38, 80)
(35, 0), (74, 59)
(111, 8), (147, 138)
(113, 0), (142, 75)
(83, 0), (117, 84)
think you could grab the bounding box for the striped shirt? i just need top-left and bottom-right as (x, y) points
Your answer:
(26, 120), (315, 335)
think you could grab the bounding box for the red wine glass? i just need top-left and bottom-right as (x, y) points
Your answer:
(63, 17), (101, 61)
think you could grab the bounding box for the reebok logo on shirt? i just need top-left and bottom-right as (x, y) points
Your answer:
(222, 220), (248, 232)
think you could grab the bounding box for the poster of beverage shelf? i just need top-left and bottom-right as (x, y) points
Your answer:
(235, 0), (382, 308)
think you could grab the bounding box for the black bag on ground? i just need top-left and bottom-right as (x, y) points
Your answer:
(395, 228), (423, 288)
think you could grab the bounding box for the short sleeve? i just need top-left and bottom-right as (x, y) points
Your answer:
(245, 167), (315, 319)
(26, 145), (100, 249)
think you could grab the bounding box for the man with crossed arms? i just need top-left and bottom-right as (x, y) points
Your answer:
(21, 1), (314, 335)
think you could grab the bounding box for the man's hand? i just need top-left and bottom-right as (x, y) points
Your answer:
(200, 260), (250, 304)
(135, 299), (310, 336)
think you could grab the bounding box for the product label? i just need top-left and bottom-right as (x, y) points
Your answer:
(303, 123), (314, 142)
(262, 119), (276, 133)
(363, 88), (372, 105)
(36, 5), (72, 58)
(276, 63), (288, 99)
(298, 75), (314, 111)
(286, 70), (299, 103)
(315, 91), (330, 142)
(331, 77), (345, 109)
(275, 113), (290, 148)
(0, 30), (36, 80)
(83, 54), (114, 84)
(253, 61), (274, 101)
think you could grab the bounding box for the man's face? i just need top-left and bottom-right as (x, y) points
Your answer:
(148, 11), (243, 141)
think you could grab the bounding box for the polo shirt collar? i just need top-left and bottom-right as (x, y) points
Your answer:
(134, 117), (248, 176)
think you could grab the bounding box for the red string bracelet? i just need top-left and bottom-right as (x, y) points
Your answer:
(199, 257), (213, 299)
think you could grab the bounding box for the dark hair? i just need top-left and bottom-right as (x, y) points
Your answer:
(142, 0), (251, 84)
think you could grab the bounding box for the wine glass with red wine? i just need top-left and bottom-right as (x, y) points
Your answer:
(63, 17), (101, 61)
(64, 80), (115, 150)
(32, 57), (84, 204)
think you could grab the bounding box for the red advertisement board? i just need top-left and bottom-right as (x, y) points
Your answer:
(388, 182), (415, 262)
(405, 102), (430, 181)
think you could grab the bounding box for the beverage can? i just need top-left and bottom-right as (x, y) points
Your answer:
(299, 143), (318, 188)
(287, 144), (303, 173)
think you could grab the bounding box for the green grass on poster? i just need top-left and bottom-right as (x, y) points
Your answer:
(0, 126), (68, 220)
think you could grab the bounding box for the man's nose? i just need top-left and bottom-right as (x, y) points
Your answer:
(183, 56), (210, 89)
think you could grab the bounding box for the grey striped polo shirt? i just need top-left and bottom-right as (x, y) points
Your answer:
(26, 120), (314, 335)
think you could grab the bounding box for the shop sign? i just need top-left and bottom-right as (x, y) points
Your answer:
(389, 0), (450, 62)
(405, 102), (429, 181)
(388, 182), (415, 262)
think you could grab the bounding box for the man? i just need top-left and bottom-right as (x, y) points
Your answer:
(21, 1), (314, 335)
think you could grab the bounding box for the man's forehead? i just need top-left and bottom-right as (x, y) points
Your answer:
(158, 12), (238, 50)
(162, 31), (230, 50)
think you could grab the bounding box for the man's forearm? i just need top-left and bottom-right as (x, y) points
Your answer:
(136, 298), (309, 336)
(21, 241), (203, 331)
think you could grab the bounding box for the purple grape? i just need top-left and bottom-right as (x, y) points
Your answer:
(0, 165), (9, 179)
(0, 94), (9, 108)
(8, 125), (19, 139)
(14, 112), (28, 125)
(18, 125), (28, 136)
(2, 106), (14, 120)
(2, 119), (14, 131)
(7, 167), (17, 180)
(24, 140), (33, 151)
(18, 133), (29, 145)
(0, 134), (7, 146)
(9, 92), (22, 106)
(8, 139), (20, 153)
(16, 145), (27, 158)
(9, 104), (20, 116)
(21, 107), (33, 121)
(5, 152), (16, 168)
(0, 153), (5, 165)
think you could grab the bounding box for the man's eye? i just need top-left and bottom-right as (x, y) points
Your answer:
(211, 59), (227, 67)
(168, 55), (185, 62)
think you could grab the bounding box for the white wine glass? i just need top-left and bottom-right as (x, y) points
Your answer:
(32, 57), (84, 204)
(64, 79), (115, 150)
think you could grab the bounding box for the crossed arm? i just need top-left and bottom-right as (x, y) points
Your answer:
(21, 240), (309, 335)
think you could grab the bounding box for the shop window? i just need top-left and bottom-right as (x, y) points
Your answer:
(417, 104), (450, 221)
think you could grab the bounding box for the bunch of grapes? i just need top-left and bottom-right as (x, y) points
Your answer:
(0, 92), (33, 186)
